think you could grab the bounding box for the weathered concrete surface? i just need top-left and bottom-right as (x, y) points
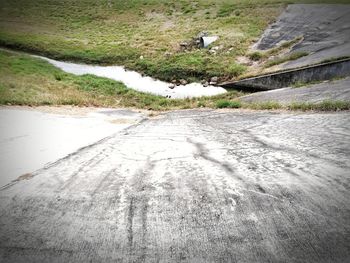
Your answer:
(0, 110), (350, 262)
(0, 107), (144, 187)
(221, 58), (350, 91)
(240, 77), (350, 105)
(255, 4), (350, 69)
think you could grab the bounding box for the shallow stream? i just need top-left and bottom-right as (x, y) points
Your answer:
(37, 56), (227, 99)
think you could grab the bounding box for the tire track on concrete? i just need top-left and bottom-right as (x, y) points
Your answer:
(1, 111), (350, 262)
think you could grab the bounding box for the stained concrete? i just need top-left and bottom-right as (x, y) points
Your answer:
(0, 110), (349, 262)
(222, 58), (350, 91)
(254, 4), (350, 69)
(0, 107), (144, 187)
(240, 77), (350, 104)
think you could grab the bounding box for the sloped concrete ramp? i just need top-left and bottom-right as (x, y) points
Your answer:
(222, 58), (350, 91)
(255, 4), (350, 69)
(0, 110), (349, 262)
(240, 77), (350, 105)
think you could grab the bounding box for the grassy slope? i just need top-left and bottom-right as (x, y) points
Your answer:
(0, 50), (244, 110)
(1, 0), (350, 82)
(1, 50), (348, 111)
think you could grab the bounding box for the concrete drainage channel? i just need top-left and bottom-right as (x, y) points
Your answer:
(221, 58), (350, 91)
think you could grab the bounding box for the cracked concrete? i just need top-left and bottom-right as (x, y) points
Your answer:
(0, 109), (349, 262)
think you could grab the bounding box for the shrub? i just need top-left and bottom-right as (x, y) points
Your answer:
(249, 52), (264, 61)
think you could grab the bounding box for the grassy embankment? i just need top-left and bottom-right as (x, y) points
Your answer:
(0, 50), (244, 110)
(1, 0), (350, 83)
(1, 50), (349, 111)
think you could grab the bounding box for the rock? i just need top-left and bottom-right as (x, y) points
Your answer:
(180, 42), (189, 47)
(171, 80), (177, 84)
(236, 56), (252, 66)
(203, 82), (209, 87)
(179, 79), (188, 85)
(168, 84), (176, 89)
(210, 76), (218, 83)
(200, 79), (207, 84)
(197, 31), (209, 38)
(209, 82), (217, 85)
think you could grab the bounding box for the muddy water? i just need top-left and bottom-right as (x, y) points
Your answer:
(36, 56), (227, 99)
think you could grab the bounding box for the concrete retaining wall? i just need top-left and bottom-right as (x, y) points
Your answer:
(221, 58), (350, 91)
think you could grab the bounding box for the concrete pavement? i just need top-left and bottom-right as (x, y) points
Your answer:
(0, 109), (349, 262)
(0, 107), (144, 186)
(254, 4), (350, 69)
(240, 77), (350, 104)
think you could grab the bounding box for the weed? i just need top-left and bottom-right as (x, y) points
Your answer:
(54, 73), (64, 81)
(288, 101), (350, 111)
(244, 101), (282, 110)
(264, 51), (309, 68)
(264, 36), (304, 57)
(249, 51), (264, 61)
(216, 100), (241, 108)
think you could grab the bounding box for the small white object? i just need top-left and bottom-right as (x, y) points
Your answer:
(200, 36), (219, 48)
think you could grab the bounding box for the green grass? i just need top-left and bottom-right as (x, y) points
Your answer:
(243, 100), (350, 111)
(245, 101), (282, 110)
(264, 51), (309, 68)
(287, 101), (350, 111)
(0, 50), (245, 110)
(215, 99), (283, 110)
(1, 50), (348, 112)
(248, 51), (264, 61)
(216, 100), (241, 108)
(208, 96), (349, 111)
(248, 36), (303, 62)
(1, 0), (349, 82)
